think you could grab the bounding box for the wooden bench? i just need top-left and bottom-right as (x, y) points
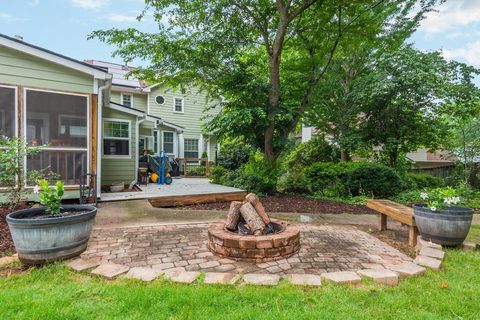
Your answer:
(366, 199), (419, 247)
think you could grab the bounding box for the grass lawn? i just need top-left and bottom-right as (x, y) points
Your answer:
(0, 248), (479, 319)
(467, 223), (480, 244)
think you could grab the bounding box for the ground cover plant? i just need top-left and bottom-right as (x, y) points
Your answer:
(0, 247), (479, 319)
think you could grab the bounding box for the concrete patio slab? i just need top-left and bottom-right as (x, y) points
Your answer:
(288, 274), (322, 286)
(388, 262), (426, 277)
(321, 271), (361, 284)
(357, 269), (399, 286)
(66, 258), (101, 272)
(204, 272), (240, 284)
(243, 274), (280, 286)
(124, 267), (161, 282)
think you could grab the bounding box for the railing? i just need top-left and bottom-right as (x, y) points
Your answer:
(176, 158), (213, 177)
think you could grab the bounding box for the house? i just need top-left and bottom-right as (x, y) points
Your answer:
(0, 34), (219, 200)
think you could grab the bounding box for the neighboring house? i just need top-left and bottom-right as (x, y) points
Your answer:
(302, 126), (455, 169)
(0, 34), (219, 200)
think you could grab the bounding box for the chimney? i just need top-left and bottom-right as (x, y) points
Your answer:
(14, 35), (23, 41)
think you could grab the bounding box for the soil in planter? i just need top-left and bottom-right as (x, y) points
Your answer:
(0, 205), (30, 256)
(27, 209), (91, 220)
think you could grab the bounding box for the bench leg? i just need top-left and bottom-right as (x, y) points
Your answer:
(409, 226), (419, 247)
(378, 214), (387, 231)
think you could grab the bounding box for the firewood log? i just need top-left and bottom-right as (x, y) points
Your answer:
(225, 201), (242, 231)
(240, 202), (266, 235)
(245, 193), (270, 224)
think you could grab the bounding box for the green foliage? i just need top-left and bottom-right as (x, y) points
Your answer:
(208, 166), (229, 185)
(284, 136), (340, 170)
(405, 172), (444, 189)
(418, 186), (463, 211)
(345, 163), (403, 197)
(234, 153), (279, 195)
(276, 170), (311, 195)
(186, 166), (206, 177)
(216, 140), (253, 170)
(90, 0), (438, 161)
(36, 180), (64, 215)
(305, 162), (344, 196)
(200, 151), (208, 166)
(0, 136), (41, 208)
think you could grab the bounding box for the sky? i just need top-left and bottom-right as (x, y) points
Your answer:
(1, 0), (480, 72)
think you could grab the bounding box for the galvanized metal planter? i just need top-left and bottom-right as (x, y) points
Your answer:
(413, 204), (473, 246)
(6, 205), (96, 265)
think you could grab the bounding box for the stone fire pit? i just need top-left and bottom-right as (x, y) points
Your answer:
(208, 193), (300, 262)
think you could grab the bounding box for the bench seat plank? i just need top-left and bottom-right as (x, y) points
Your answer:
(366, 200), (415, 226)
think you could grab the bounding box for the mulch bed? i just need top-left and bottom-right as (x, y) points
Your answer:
(0, 205), (29, 256)
(178, 195), (376, 215)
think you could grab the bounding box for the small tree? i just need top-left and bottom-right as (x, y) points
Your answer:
(0, 136), (40, 208)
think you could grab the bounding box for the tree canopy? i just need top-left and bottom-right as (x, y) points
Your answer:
(90, 0), (441, 161)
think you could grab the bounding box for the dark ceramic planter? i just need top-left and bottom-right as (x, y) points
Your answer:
(6, 205), (96, 265)
(413, 204), (473, 246)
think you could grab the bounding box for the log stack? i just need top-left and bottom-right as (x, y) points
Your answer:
(225, 193), (274, 235)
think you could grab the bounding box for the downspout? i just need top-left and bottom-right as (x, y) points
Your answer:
(96, 82), (110, 199)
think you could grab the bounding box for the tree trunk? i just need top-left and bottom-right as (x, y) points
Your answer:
(225, 201), (242, 231)
(245, 193), (270, 225)
(240, 202), (265, 235)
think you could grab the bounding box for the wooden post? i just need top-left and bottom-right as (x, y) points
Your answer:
(240, 202), (265, 235)
(245, 193), (270, 224)
(409, 226), (419, 247)
(225, 201), (242, 231)
(90, 94), (98, 176)
(378, 213), (387, 231)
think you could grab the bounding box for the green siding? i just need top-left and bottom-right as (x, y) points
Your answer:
(101, 108), (137, 186)
(148, 87), (219, 139)
(0, 45), (94, 93)
(110, 90), (148, 112)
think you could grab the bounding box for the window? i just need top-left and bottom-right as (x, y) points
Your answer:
(153, 130), (159, 154)
(162, 131), (174, 154)
(173, 98), (184, 113)
(103, 119), (130, 157)
(0, 86), (16, 137)
(155, 95), (165, 105)
(184, 138), (199, 158)
(25, 89), (88, 185)
(122, 94), (132, 108)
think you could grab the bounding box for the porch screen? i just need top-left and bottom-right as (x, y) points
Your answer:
(0, 86), (16, 137)
(184, 139), (199, 158)
(103, 120), (130, 157)
(25, 89), (88, 185)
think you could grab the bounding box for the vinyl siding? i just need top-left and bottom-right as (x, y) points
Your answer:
(110, 90), (148, 112)
(0, 45), (94, 93)
(148, 87), (220, 139)
(101, 108), (137, 186)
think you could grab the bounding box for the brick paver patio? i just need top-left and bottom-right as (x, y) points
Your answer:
(81, 223), (412, 275)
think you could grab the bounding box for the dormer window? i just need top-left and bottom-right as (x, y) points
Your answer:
(122, 93), (132, 108)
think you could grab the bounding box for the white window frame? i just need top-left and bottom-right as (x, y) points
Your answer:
(102, 118), (131, 159)
(121, 93), (133, 108)
(23, 87), (90, 187)
(162, 131), (175, 155)
(173, 97), (184, 114)
(58, 114), (88, 138)
(184, 138), (200, 159)
(155, 95), (165, 105)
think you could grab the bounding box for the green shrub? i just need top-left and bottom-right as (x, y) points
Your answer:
(236, 152), (279, 195)
(284, 136), (340, 170)
(405, 172), (444, 189)
(305, 162), (343, 195)
(217, 140), (253, 170)
(345, 163), (403, 197)
(276, 170), (311, 194)
(186, 165), (206, 176)
(209, 166), (228, 184)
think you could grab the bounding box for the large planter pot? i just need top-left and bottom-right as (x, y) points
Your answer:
(413, 204), (474, 246)
(6, 205), (97, 265)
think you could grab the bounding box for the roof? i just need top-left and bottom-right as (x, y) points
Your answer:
(109, 101), (184, 130)
(85, 60), (148, 89)
(0, 33), (111, 80)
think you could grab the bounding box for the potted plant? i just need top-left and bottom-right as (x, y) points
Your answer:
(6, 179), (97, 265)
(413, 187), (474, 246)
